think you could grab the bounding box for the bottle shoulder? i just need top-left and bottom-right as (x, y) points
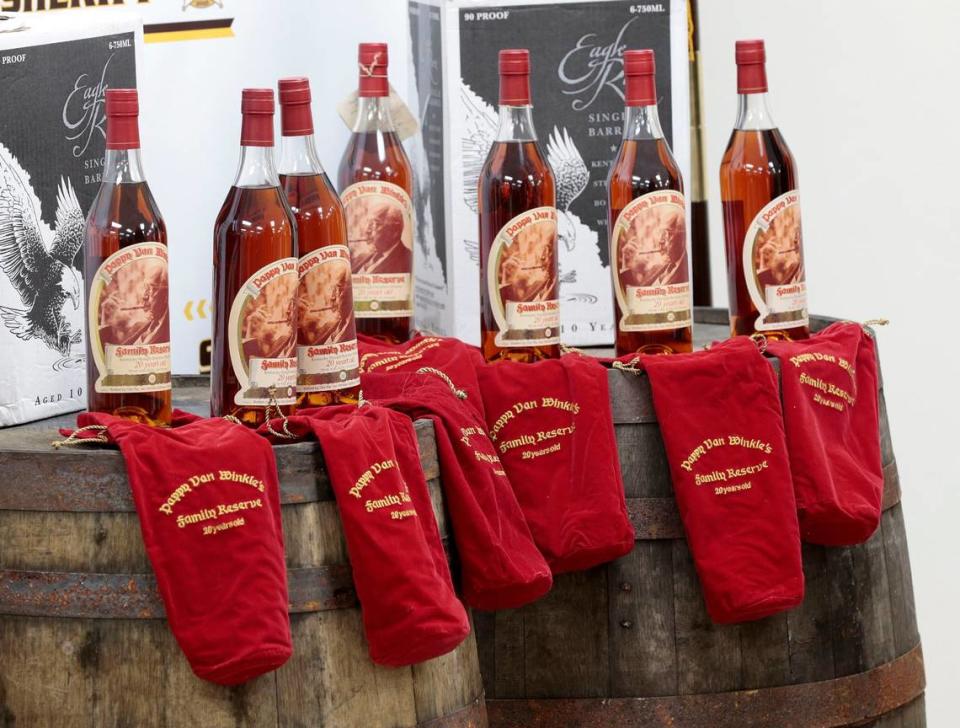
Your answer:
(608, 139), (684, 195)
(281, 173), (345, 216)
(86, 181), (166, 245)
(480, 140), (555, 189)
(215, 186), (295, 235)
(338, 130), (412, 192)
(720, 127), (797, 176)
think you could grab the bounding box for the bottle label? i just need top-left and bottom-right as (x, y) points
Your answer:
(296, 245), (361, 392)
(487, 206), (561, 348)
(227, 258), (298, 407)
(341, 181), (414, 318)
(88, 243), (172, 394)
(742, 190), (808, 331)
(610, 190), (692, 332)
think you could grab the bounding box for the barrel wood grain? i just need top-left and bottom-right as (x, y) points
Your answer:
(0, 392), (486, 728)
(478, 310), (925, 727)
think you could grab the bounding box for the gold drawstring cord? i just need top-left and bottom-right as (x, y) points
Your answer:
(611, 356), (642, 375)
(416, 367), (468, 400)
(51, 424), (109, 449)
(750, 332), (769, 355)
(836, 318), (890, 338)
(263, 386), (298, 440)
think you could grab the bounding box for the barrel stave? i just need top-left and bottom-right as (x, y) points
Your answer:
(521, 567), (610, 699)
(671, 539), (742, 695)
(740, 612), (791, 689)
(786, 543), (835, 684)
(882, 504), (920, 656)
(411, 618), (485, 721)
(607, 539), (676, 696)
(477, 311), (924, 727)
(0, 408), (486, 727)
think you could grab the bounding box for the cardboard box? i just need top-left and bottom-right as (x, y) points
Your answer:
(408, 0), (690, 345)
(0, 12), (141, 426)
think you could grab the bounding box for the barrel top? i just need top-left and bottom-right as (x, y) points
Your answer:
(0, 309), (861, 513)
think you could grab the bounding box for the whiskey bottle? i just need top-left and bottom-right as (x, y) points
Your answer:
(478, 49), (560, 363)
(279, 77), (361, 407)
(212, 88), (298, 424)
(607, 49), (692, 356)
(84, 88), (172, 425)
(720, 39), (808, 339)
(337, 42), (414, 343)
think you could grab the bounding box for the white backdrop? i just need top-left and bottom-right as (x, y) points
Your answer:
(696, 2), (959, 723)
(37, 0), (958, 722)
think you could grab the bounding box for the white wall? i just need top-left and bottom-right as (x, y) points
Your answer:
(697, 1), (960, 722)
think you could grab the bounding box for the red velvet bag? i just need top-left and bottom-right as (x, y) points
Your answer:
(68, 411), (292, 685)
(288, 404), (471, 667)
(359, 334), (487, 417)
(766, 323), (884, 545)
(641, 337), (804, 623)
(362, 371), (553, 609)
(475, 355), (635, 574)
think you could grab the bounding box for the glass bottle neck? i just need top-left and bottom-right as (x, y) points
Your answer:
(622, 105), (664, 141)
(278, 134), (325, 176)
(233, 145), (279, 188)
(496, 105), (537, 142)
(353, 96), (396, 133)
(103, 148), (146, 184)
(735, 92), (777, 131)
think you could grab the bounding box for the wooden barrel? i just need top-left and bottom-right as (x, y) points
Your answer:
(0, 382), (487, 728)
(475, 309), (925, 728)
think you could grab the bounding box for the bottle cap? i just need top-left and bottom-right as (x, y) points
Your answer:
(623, 49), (657, 107)
(624, 49), (655, 76)
(105, 88), (138, 117)
(241, 88), (275, 115)
(278, 77), (313, 136)
(735, 39), (768, 94)
(499, 48), (530, 76)
(358, 42), (389, 97)
(278, 77), (311, 105)
(241, 88), (274, 147)
(499, 48), (531, 105)
(105, 88), (140, 150)
(735, 39), (766, 65)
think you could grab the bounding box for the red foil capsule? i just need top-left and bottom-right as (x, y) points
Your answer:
(499, 48), (531, 106)
(358, 42), (389, 98)
(105, 88), (140, 150)
(736, 39), (768, 94)
(278, 77), (314, 136)
(240, 88), (275, 147)
(623, 49), (657, 107)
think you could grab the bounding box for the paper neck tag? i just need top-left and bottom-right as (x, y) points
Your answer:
(336, 84), (420, 143)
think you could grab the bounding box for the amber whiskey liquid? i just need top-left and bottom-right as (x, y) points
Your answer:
(279, 77), (360, 407)
(337, 43), (414, 344)
(478, 49), (560, 363)
(212, 89), (298, 425)
(84, 89), (171, 426)
(607, 50), (692, 357)
(720, 40), (808, 339)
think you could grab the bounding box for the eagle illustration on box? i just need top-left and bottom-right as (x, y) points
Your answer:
(460, 83), (589, 261)
(0, 142), (85, 358)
